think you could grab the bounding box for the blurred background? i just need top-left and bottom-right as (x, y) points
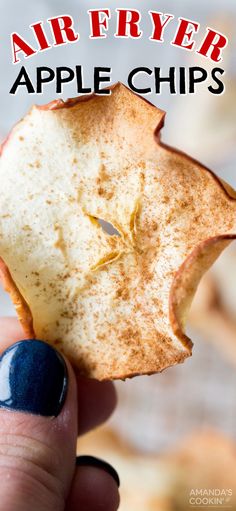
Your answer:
(0, 1), (236, 509)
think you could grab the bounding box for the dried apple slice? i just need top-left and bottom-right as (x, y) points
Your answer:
(0, 83), (235, 380)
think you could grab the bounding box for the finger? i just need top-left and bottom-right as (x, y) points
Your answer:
(0, 339), (78, 511)
(66, 457), (120, 511)
(0, 317), (117, 435)
(0, 317), (25, 348)
(76, 376), (117, 435)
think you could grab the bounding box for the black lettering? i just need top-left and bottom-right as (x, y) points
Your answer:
(10, 66), (35, 94)
(179, 67), (186, 94)
(128, 67), (152, 94)
(56, 67), (75, 94)
(37, 67), (55, 93)
(94, 67), (111, 94)
(189, 67), (207, 93)
(154, 67), (176, 94)
(76, 66), (92, 94)
(208, 68), (225, 95)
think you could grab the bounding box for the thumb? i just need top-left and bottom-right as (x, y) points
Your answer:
(0, 339), (78, 511)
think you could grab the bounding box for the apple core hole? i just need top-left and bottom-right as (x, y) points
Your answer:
(98, 219), (121, 236)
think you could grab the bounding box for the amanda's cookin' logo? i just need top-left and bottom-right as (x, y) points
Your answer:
(189, 489), (233, 508)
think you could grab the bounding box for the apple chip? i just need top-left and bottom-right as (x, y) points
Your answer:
(0, 83), (235, 380)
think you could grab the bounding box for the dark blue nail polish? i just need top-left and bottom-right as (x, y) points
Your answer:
(0, 339), (68, 417)
(76, 455), (120, 487)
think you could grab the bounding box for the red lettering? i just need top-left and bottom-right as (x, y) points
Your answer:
(149, 12), (174, 41)
(11, 33), (36, 64)
(31, 22), (51, 51)
(48, 15), (79, 46)
(115, 9), (142, 38)
(88, 9), (110, 38)
(172, 18), (199, 50)
(197, 28), (228, 62)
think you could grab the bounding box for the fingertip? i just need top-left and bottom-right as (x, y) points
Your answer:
(66, 464), (120, 511)
(0, 339), (78, 511)
(0, 317), (25, 351)
(76, 376), (117, 435)
(0, 319), (118, 435)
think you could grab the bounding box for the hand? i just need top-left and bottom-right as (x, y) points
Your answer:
(0, 317), (120, 511)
